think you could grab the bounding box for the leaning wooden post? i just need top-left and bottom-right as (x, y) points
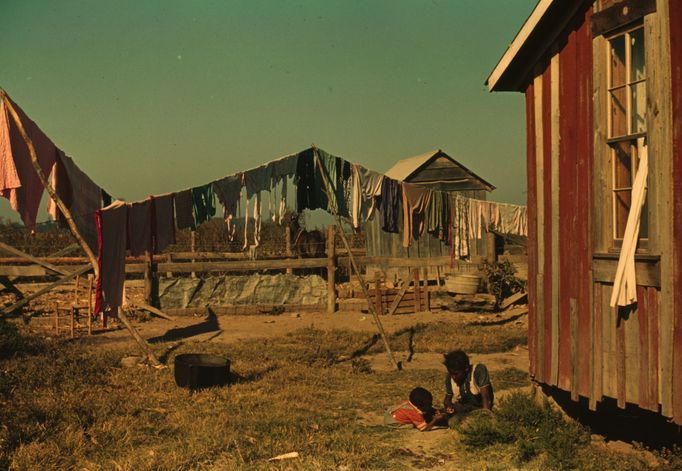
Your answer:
(1, 90), (162, 366)
(0, 91), (99, 274)
(87, 277), (93, 335)
(118, 307), (161, 367)
(313, 148), (400, 370)
(326, 225), (336, 313)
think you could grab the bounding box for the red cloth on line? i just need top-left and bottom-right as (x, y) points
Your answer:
(127, 199), (152, 256)
(0, 97), (57, 228)
(95, 201), (128, 316)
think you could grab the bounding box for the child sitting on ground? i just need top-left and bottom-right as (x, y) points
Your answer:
(384, 387), (446, 431)
(442, 350), (494, 426)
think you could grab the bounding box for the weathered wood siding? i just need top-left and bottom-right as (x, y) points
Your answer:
(669, 0), (682, 424)
(523, 0), (680, 424)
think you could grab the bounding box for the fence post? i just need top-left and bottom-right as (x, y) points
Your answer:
(413, 268), (421, 313)
(486, 231), (497, 263)
(326, 225), (336, 313)
(285, 226), (293, 275)
(190, 230), (197, 279)
(144, 249), (158, 306)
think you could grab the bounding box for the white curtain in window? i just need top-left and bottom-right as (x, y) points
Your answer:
(610, 138), (648, 307)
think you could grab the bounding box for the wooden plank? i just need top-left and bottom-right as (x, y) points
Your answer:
(591, 0), (656, 37)
(648, 287), (660, 412)
(550, 51), (561, 387)
(625, 291), (641, 405)
(592, 257), (661, 287)
(576, 9), (594, 400)
(525, 83), (538, 380)
(413, 269), (421, 313)
(543, 65), (553, 386)
(603, 284), (617, 399)
(534, 71), (546, 384)
(616, 309), (626, 408)
(0, 241), (70, 276)
(327, 225), (336, 314)
(669, 0), (682, 425)
(0, 264), (93, 316)
(130, 302), (175, 322)
(590, 282), (603, 410)
(638, 285), (651, 410)
(570, 298), (578, 401)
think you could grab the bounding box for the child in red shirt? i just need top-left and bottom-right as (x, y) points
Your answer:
(384, 387), (446, 431)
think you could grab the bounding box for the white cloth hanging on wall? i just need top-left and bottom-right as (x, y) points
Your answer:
(610, 138), (648, 307)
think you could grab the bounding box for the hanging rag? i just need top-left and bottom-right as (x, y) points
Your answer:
(358, 166), (383, 221)
(127, 199), (152, 256)
(244, 164), (270, 200)
(451, 195), (470, 259)
(213, 173), (242, 238)
(295, 148), (323, 212)
(151, 193), (175, 252)
(0, 96), (57, 229)
(101, 189), (112, 208)
(175, 188), (195, 230)
(610, 139), (649, 307)
(379, 177), (401, 233)
(268, 153), (298, 224)
(94, 201), (128, 316)
(350, 163), (362, 228)
(427, 190), (449, 241)
(191, 183), (216, 225)
(47, 150), (102, 253)
(314, 148), (339, 214)
(401, 182), (432, 248)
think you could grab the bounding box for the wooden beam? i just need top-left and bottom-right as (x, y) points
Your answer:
(0, 264), (92, 317)
(129, 302), (175, 322)
(0, 241), (70, 276)
(327, 225), (336, 314)
(117, 308), (161, 367)
(591, 0), (656, 37)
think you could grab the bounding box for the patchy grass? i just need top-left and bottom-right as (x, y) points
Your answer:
(1, 323), (670, 470)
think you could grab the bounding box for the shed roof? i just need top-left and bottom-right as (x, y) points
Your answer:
(384, 149), (495, 191)
(486, 0), (590, 92)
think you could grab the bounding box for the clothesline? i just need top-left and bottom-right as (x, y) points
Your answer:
(0, 93), (527, 317)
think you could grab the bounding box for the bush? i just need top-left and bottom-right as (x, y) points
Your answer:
(458, 392), (590, 469)
(482, 260), (525, 305)
(0, 318), (24, 360)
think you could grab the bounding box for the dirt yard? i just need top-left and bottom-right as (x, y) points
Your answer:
(0, 299), (672, 470)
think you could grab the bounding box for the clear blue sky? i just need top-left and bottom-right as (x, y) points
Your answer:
(0, 0), (536, 223)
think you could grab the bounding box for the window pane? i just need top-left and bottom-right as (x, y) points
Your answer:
(631, 81), (646, 133)
(630, 28), (645, 81)
(609, 35), (626, 87)
(610, 87), (627, 137)
(615, 189), (631, 239)
(613, 141), (633, 189)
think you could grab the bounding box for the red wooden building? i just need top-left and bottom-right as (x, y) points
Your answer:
(488, 0), (682, 425)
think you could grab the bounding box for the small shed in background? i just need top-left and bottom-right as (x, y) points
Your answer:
(364, 149), (496, 280)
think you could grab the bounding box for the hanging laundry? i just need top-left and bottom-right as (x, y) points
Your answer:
(213, 173), (242, 238)
(191, 183), (216, 225)
(244, 164), (270, 200)
(174, 189), (195, 230)
(151, 193), (175, 253)
(451, 195), (470, 260)
(427, 190), (449, 241)
(314, 148), (339, 214)
(95, 201), (128, 316)
(296, 147), (324, 212)
(268, 154), (298, 224)
(242, 192), (262, 249)
(127, 199), (152, 256)
(0, 96), (57, 229)
(379, 177), (401, 233)
(47, 150), (102, 253)
(350, 164), (362, 229)
(268, 153), (298, 180)
(401, 182), (432, 248)
(358, 166), (383, 221)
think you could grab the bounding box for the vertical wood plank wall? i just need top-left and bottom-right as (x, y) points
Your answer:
(523, 2), (680, 423)
(669, 0), (682, 424)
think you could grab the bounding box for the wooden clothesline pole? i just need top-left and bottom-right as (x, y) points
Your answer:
(312, 147), (401, 371)
(1, 89), (162, 367)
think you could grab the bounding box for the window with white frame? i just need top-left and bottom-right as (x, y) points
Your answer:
(607, 25), (647, 242)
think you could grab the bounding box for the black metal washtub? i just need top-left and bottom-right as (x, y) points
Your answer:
(174, 353), (231, 389)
